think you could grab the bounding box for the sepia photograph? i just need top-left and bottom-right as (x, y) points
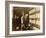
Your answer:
(12, 7), (40, 31)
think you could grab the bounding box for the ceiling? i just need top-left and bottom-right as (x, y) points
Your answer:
(13, 7), (34, 16)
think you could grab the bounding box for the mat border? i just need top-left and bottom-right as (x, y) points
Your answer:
(5, 1), (45, 37)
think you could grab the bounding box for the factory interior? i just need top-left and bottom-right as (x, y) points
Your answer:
(12, 7), (40, 31)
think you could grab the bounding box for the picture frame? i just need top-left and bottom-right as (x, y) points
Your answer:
(5, 1), (45, 37)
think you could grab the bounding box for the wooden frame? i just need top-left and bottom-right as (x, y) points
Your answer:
(5, 1), (45, 37)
